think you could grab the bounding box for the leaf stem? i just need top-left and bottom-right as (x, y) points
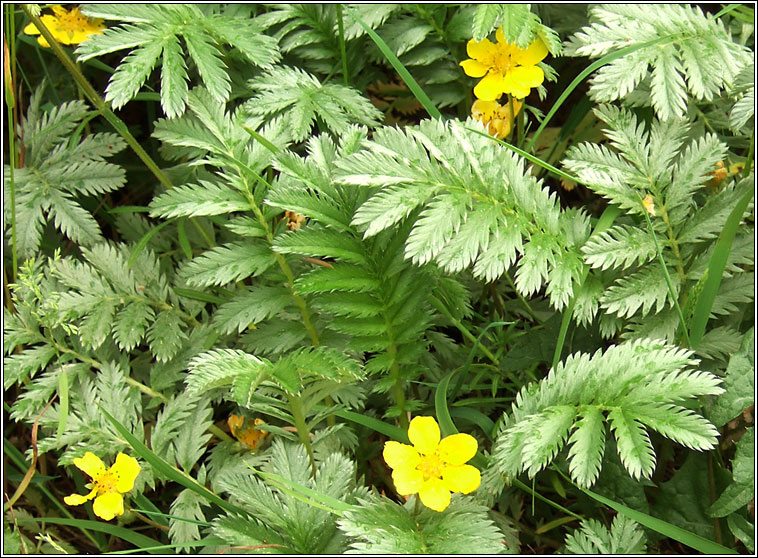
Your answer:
(638, 194), (691, 347)
(20, 6), (174, 191)
(5, 8), (18, 281)
(288, 394), (317, 476)
(335, 5), (348, 86)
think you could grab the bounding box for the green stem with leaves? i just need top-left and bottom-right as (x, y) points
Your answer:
(385, 317), (409, 430)
(288, 393), (317, 476)
(335, 5), (348, 86)
(5, 5), (18, 281)
(21, 6), (174, 192)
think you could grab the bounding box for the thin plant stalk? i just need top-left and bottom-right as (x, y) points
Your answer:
(20, 6), (174, 191)
(335, 5), (348, 86)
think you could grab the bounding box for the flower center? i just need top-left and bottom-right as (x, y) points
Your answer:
(492, 50), (514, 75)
(94, 471), (118, 494)
(56, 10), (90, 35)
(417, 453), (445, 480)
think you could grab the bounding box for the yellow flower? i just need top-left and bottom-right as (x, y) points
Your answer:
(228, 415), (269, 450)
(64, 452), (140, 521)
(383, 416), (481, 512)
(472, 97), (523, 140)
(460, 28), (548, 101)
(642, 194), (656, 216)
(23, 5), (104, 48)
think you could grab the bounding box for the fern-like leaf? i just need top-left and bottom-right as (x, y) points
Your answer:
(493, 339), (723, 487)
(77, 4), (279, 116)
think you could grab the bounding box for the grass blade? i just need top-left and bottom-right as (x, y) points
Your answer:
(14, 517), (163, 553)
(98, 407), (249, 517)
(579, 484), (737, 554)
(525, 36), (676, 154)
(435, 370), (459, 437)
(343, 5), (441, 119)
(689, 184), (754, 346)
(333, 408), (410, 443)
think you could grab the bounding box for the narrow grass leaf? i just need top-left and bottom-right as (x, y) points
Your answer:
(14, 517), (163, 553)
(344, 5), (441, 119)
(579, 484), (737, 554)
(689, 187), (754, 346)
(99, 407), (248, 517)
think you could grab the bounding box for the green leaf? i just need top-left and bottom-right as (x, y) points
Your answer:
(564, 515), (647, 554)
(149, 180), (251, 218)
(186, 349), (265, 393)
(339, 497), (507, 554)
(708, 428), (754, 518)
(567, 406), (606, 488)
(689, 185), (754, 346)
(577, 474), (737, 554)
(147, 311), (187, 362)
(180, 242), (276, 287)
(471, 4), (502, 41)
(98, 407), (249, 517)
(494, 339), (721, 485)
(212, 286), (292, 334)
(650, 452), (718, 543)
(708, 329), (754, 427)
(113, 302), (154, 351)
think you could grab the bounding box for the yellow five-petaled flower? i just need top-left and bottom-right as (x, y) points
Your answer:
(460, 28), (548, 101)
(64, 452), (141, 521)
(23, 5), (104, 48)
(383, 416), (481, 512)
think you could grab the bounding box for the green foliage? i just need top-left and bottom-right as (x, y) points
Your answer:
(563, 515), (647, 554)
(3, 85), (126, 257)
(337, 118), (591, 310)
(212, 440), (361, 554)
(77, 4), (280, 117)
(471, 3), (561, 56)
(708, 328), (754, 427)
(245, 66), (382, 142)
(5, 4), (755, 555)
(650, 452), (716, 541)
(708, 427), (754, 519)
(565, 4), (752, 120)
(338, 496), (508, 554)
(493, 339), (723, 487)
(563, 105), (754, 341)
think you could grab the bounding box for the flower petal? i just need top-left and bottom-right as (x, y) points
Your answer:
(22, 22), (40, 35)
(408, 416), (440, 456)
(418, 478), (451, 512)
(383, 441), (420, 470)
(442, 464), (481, 494)
(460, 59), (489, 78)
(518, 38), (549, 66)
(510, 65), (545, 90)
(466, 38), (496, 62)
(73, 452), (106, 480)
(473, 72), (507, 102)
(111, 453), (141, 493)
(501, 66), (544, 99)
(93, 492), (124, 521)
(392, 466), (424, 495)
(438, 433), (478, 466)
(64, 488), (97, 506)
(495, 27), (506, 45)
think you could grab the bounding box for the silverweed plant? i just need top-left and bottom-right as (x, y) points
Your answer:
(3, 3), (754, 555)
